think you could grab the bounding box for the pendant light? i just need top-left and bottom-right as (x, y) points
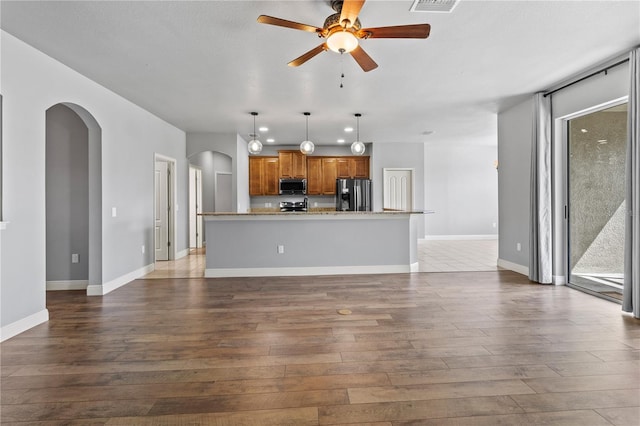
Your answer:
(247, 112), (263, 155)
(351, 113), (365, 155)
(300, 112), (315, 155)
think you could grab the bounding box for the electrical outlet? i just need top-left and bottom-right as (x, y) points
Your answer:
(141, 245), (145, 254)
(71, 253), (79, 264)
(277, 245), (285, 254)
(111, 207), (117, 217)
(516, 242), (522, 252)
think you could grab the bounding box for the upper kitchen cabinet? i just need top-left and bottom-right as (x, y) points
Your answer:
(321, 158), (338, 194)
(279, 150), (307, 178)
(249, 156), (279, 196)
(307, 157), (338, 195)
(337, 156), (370, 179)
(306, 157), (322, 195)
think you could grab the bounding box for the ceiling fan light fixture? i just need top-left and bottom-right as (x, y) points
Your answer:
(300, 112), (315, 154)
(327, 30), (358, 53)
(247, 112), (263, 155)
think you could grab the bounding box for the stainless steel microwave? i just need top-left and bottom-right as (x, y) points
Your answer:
(279, 178), (306, 195)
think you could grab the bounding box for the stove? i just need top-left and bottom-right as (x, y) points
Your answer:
(280, 200), (307, 212)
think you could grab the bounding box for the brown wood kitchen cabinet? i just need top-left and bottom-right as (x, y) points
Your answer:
(321, 157), (338, 194)
(336, 156), (370, 179)
(278, 150), (306, 178)
(306, 156), (368, 195)
(307, 157), (339, 195)
(306, 157), (322, 195)
(249, 156), (279, 196)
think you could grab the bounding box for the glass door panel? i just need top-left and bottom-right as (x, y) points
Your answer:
(567, 103), (627, 301)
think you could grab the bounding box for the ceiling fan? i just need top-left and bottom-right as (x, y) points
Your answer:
(257, 0), (431, 72)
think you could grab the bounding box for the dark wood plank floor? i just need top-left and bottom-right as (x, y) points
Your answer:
(1, 271), (639, 425)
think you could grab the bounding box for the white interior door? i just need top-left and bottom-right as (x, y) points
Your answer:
(189, 166), (203, 248)
(383, 168), (414, 211)
(155, 161), (169, 260)
(215, 172), (232, 212)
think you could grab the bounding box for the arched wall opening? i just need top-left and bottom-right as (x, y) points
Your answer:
(45, 102), (102, 292)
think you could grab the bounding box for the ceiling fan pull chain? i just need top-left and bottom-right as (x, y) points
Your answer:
(340, 51), (345, 88)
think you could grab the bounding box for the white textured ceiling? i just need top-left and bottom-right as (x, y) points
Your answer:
(1, 0), (639, 147)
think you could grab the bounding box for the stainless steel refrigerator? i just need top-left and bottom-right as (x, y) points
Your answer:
(336, 178), (372, 211)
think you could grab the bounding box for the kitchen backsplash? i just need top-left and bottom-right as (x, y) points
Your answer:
(249, 195), (335, 211)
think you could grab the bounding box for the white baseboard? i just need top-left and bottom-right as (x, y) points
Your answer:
(424, 234), (498, 241)
(497, 258), (529, 276)
(205, 264), (415, 278)
(47, 280), (89, 291)
(176, 249), (189, 260)
(1, 309), (49, 342)
(87, 263), (154, 296)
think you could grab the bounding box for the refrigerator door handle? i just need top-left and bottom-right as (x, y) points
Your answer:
(354, 184), (359, 211)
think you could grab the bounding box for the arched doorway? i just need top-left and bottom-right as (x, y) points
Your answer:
(45, 103), (102, 294)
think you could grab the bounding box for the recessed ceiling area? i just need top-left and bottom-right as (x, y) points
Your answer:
(1, 1), (638, 146)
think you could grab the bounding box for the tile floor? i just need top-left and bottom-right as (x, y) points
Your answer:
(418, 238), (499, 272)
(145, 239), (499, 279)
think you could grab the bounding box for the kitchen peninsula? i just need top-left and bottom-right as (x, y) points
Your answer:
(202, 211), (423, 278)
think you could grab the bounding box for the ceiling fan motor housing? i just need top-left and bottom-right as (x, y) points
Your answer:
(323, 13), (362, 33)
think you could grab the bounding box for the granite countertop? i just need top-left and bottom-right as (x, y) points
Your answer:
(200, 210), (433, 216)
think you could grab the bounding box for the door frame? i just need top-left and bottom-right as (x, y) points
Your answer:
(154, 153), (177, 261)
(383, 168), (415, 211)
(189, 164), (203, 249)
(554, 96), (628, 287)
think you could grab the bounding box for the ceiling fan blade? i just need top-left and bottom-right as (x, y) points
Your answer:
(257, 15), (321, 33)
(288, 43), (329, 67)
(350, 45), (378, 72)
(358, 23), (431, 39)
(340, 0), (366, 28)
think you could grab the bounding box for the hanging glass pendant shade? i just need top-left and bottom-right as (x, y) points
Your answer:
(247, 112), (263, 155)
(300, 112), (315, 154)
(350, 113), (365, 155)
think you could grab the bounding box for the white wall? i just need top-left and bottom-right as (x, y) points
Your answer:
(0, 31), (187, 340)
(371, 143), (426, 238)
(497, 98), (533, 270)
(186, 132), (246, 213)
(425, 141), (498, 238)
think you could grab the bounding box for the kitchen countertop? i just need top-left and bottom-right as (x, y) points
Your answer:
(200, 210), (433, 222)
(200, 210), (432, 216)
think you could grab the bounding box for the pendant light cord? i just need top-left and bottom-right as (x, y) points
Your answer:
(304, 112), (310, 140)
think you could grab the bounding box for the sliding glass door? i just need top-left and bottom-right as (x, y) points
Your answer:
(567, 102), (627, 301)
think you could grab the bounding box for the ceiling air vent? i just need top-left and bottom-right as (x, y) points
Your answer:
(410, 0), (459, 13)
